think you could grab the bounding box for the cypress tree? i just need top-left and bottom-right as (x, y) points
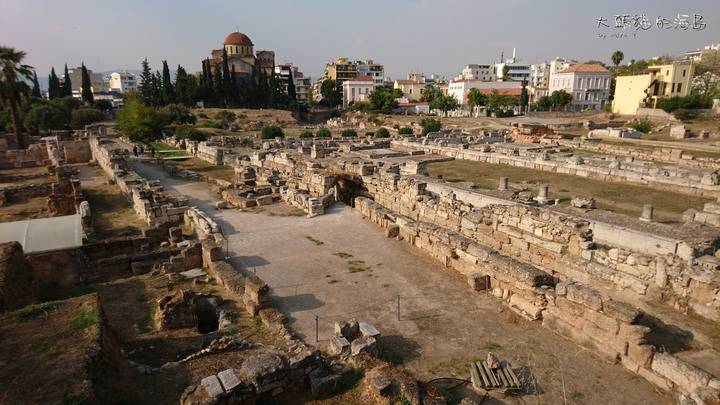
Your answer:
(175, 65), (187, 106)
(61, 64), (73, 97)
(161, 60), (175, 105)
(31, 71), (41, 98)
(213, 63), (224, 107)
(221, 49), (234, 107)
(81, 63), (94, 104)
(48, 68), (60, 100)
(138, 58), (154, 105)
(286, 71), (297, 111)
(153, 71), (163, 106)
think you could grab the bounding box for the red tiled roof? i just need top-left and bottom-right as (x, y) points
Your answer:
(347, 76), (373, 82)
(225, 32), (253, 46)
(557, 63), (610, 74)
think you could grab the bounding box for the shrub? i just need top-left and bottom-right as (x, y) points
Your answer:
(316, 128), (331, 138)
(341, 129), (357, 137)
(196, 112), (208, 119)
(330, 108), (341, 118)
(420, 118), (441, 135)
(629, 116), (654, 133)
(495, 109), (514, 118)
(198, 120), (222, 129)
(175, 125), (206, 142)
(299, 130), (314, 138)
(216, 110), (236, 125)
(260, 125), (285, 139)
(163, 104), (196, 125)
(673, 108), (695, 122)
(365, 131), (375, 137)
(398, 126), (413, 135)
(375, 127), (390, 138)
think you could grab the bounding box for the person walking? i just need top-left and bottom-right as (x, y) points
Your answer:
(139, 145), (144, 156)
(133, 145), (138, 157)
(151, 147), (155, 157)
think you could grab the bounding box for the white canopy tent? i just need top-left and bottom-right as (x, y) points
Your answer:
(0, 214), (84, 254)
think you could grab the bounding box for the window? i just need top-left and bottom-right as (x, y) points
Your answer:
(604, 78), (609, 88)
(585, 93), (589, 100)
(677, 83), (682, 93)
(672, 83), (676, 92)
(578, 78), (583, 87)
(682, 70), (686, 77)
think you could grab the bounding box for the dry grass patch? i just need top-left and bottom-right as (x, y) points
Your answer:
(84, 185), (145, 239)
(168, 157), (237, 182)
(427, 160), (713, 224)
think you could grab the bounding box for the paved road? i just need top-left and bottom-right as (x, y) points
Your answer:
(123, 155), (669, 404)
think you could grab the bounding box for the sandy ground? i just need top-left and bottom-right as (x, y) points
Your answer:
(129, 156), (672, 404)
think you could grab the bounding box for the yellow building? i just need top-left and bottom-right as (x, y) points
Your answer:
(613, 62), (695, 115)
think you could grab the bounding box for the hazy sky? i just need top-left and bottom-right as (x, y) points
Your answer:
(2, 0), (718, 83)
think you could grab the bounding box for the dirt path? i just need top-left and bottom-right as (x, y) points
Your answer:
(126, 156), (671, 404)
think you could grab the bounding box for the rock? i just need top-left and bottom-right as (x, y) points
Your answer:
(487, 352), (500, 370)
(329, 333), (350, 356)
(201, 375), (225, 398)
(334, 319), (359, 339)
(691, 386), (720, 405)
(137, 365), (152, 375)
(467, 273), (488, 291)
(571, 196), (596, 209)
(351, 335), (378, 356)
(310, 374), (339, 397)
(385, 224), (400, 238)
(370, 375), (393, 396)
(460, 399), (480, 405)
(215, 201), (227, 209)
(217, 369), (242, 392)
(359, 322), (380, 338)
(603, 300), (642, 324)
(241, 352), (287, 394)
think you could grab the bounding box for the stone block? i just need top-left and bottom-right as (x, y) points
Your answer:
(359, 322), (380, 338)
(509, 293), (543, 320)
(691, 386), (720, 405)
(351, 335), (378, 356)
(311, 374), (339, 397)
(217, 369), (242, 392)
(602, 300), (643, 324)
(334, 319), (359, 339)
(329, 333), (350, 356)
(385, 224), (400, 238)
(627, 344), (655, 369)
(651, 352), (712, 394)
(370, 375), (393, 396)
(467, 274), (488, 291)
(585, 308), (619, 334)
(201, 375), (225, 398)
(618, 324), (651, 345)
(565, 282), (608, 311)
(241, 353), (287, 394)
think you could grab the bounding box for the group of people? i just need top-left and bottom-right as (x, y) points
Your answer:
(132, 145), (155, 158)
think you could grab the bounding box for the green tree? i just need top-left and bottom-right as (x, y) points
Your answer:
(48, 68), (60, 100)
(369, 87), (399, 112)
(420, 117), (441, 135)
(466, 88), (487, 112)
(398, 126), (413, 135)
(138, 58), (154, 105)
(94, 99), (113, 113)
(611, 51), (624, 67)
(23, 104), (71, 134)
(260, 125), (284, 139)
(286, 73), (297, 111)
(61, 64), (72, 97)
(520, 81), (529, 110)
(430, 93), (459, 116)
(80, 63), (94, 104)
(320, 79), (341, 108)
(161, 60), (175, 106)
(316, 128), (331, 138)
(585, 60), (607, 68)
(487, 89), (518, 115)
(375, 127), (390, 138)
(163, 103), (196, 124)
(72, 108), (104, 126)
(31, 71), (41, 98)
(550, 89), (573, 110)
(535, 95), (553, 111)
(501, 65), (510, 81)
(0, 46), (34, 148)
(693, 50), (720, 101)
(299, 130), (313, 138)
(420, 84), (436, 102)
(341, 129), (357, 137)
(215, 110), (236, 126)
(116, 91), (170, 143)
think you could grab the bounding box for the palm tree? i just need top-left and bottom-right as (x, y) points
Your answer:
(0, 46), (34, 149)
(611, 51), (624, 67)
(420, 84), (436, 102)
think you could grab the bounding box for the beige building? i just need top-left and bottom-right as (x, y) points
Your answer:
(394, 80), (425, 100)
(613, 62), (695, 115)
(322, 58), (383, 85)
(108, 72), (138, 94)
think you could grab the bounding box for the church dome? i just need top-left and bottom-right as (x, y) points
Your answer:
(224, 32), (253, 46)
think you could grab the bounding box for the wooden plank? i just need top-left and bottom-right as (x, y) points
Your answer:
(476, 361), (491, 387)
(481, 361), (499, 386)
(495, 367), (509, 387)
(506, 364), (521, 386)
(470, 362), (483, 390)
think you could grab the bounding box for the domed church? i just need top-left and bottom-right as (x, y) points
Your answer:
(206, 31), (275, 81)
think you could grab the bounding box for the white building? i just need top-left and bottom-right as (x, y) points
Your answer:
(454, 64), (497, 81)
(108, 71), (138, 94)
(530, 57), (577, 98)
(274, 63), (312, 105)
(549, 63), (612, 111)
(495, 48), (531, 82)
(355, 60), (384, 86)
(684, 43), (720, 62)
(342, 76), (375, 108)
(447, 80), (521, 107)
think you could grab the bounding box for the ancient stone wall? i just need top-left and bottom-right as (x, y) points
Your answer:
(391, 139), (720, 197)
(559, 139), (720, 170)
(0, 143), (50, 169)
(0, 241), (35, 311)
(362, 173), (720, 323)
(354, 196), (720, 396)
